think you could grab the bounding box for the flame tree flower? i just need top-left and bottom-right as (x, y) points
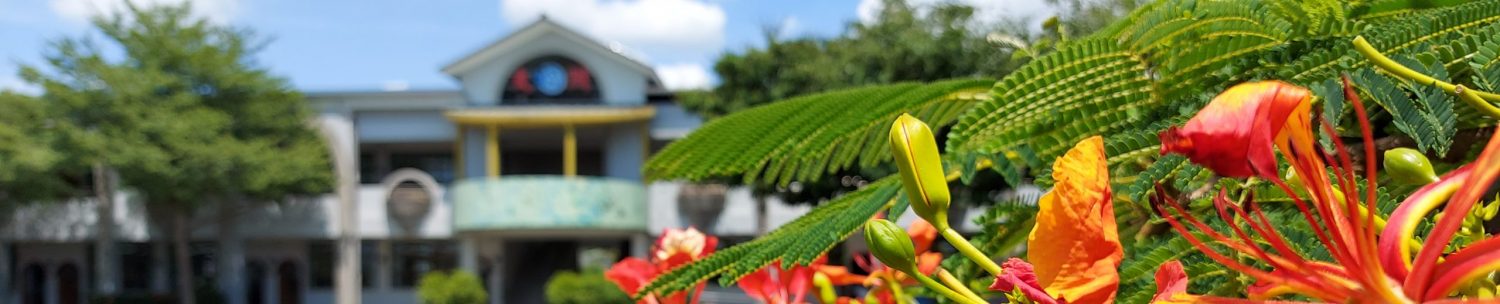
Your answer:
(1154, 78), (1500, 302)
(989, 136), (1123, 304)
(607, 227), (719, 304)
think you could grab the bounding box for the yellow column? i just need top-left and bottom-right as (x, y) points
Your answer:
(453, 125), (465, 179)
(564, 124), (578, 176)
(486, 124), (500, 177)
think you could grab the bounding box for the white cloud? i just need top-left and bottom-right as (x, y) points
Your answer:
(777, 16), (801, 38)
(857, 0), (1054, 26)
(655, 63), (713, 91)
(500, 0), (726, 56)
(49, 0), (240, 25)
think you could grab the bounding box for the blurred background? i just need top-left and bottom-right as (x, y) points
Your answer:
(0, 0), (1138, 303)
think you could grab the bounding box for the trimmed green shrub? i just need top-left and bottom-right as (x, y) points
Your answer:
(417, 270), (487, 304)
(545, 269), (630, 304)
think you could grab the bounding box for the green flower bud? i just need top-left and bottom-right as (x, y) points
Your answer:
(889, 114), (951, 229)
(1384, 148), (1438, 185)
(864, 219), (919, 274)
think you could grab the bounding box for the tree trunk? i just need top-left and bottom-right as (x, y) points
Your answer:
(174, 209), (196, 304)
(93, 163), (119, 297)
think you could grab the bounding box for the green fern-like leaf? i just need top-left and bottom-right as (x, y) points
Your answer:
(643, 79), (992, 186)
(633, 177), (901, 297)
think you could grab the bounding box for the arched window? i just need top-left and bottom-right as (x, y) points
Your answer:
(502, 56), (600, 104)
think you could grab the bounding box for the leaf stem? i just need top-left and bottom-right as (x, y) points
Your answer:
(941, 228), (1004, 277)
(1351, 36), (1500, 118)
(937, 269), (987, 303)
(913, 272), (986, 304)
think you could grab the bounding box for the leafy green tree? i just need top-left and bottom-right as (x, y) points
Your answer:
(19, 3), (332, 303)
(418, 270), (489, 304)
(679, 0), (1015, 119)
(0, 92), (82, 204)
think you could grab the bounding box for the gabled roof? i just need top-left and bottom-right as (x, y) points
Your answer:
(441, 17), (660, 82)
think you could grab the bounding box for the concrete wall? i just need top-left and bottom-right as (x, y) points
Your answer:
(355, 111), (456, 143)
(603, 123), (646, 180)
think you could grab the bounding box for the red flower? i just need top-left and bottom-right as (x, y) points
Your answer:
(738, 260), (817, 304)
(1156, 78), (1500, 302)
(606, 227), (719, 304)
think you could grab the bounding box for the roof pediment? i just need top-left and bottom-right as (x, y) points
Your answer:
(442, 17), (659, 82)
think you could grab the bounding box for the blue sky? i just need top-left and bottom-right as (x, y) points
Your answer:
(1, 0), (1052, 93)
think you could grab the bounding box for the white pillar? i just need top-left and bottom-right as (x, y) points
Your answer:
(45, 264), (57, 304)
(261, 261), (276, 304)
(459, 235), (478, 273)
(630, 234), (649, 258)
(217, 204), (246, 304)
(375, 241), (392, 290)
(490, 240), (505, 304)
(319, 116), (361, 304)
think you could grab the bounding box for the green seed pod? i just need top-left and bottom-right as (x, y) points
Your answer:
(889, 114), (951, 230)
(1384, 148), (1439, 185)
(864, 219), (918, 274)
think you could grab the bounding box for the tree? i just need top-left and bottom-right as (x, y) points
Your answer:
(679, 0), (1016, 119)
(0, 92), (82, 204)
(19, 3), (333, 304)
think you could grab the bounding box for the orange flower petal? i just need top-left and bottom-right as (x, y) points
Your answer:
(1160, 81), (1312, 178)
(1026, 136), (1123, 304)
(908, 218), (938, 253)
(815, 265), (868, 286)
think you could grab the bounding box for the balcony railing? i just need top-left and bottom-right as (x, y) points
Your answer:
(450, 175), (646, 231)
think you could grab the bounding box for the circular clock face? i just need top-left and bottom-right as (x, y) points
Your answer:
(532, 61), (568, 97)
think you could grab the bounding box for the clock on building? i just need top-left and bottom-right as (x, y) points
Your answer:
(503, 56), (598, 103)
(532, 61), (568, 96)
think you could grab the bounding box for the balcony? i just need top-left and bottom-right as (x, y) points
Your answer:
(450, 175), (647, 232)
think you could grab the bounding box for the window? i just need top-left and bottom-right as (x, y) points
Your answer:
(307, 242), (334, 288)
(358, 149), (455, 184)
(391, 241), (456, 287)
(119, 243), (153, 291)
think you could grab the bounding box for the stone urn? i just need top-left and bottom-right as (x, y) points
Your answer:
(388, 181), (432, 234)
(676, 183), (728, 231)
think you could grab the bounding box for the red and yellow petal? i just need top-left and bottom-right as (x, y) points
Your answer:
(1026, 136), (1123, 304)
(1377, 165), (1471, 279)
(606, 257), (659, 295)
(1151, 261), (1196, 304)
(990, 258), (1061, 304)
(1161, 81), (1312, 178)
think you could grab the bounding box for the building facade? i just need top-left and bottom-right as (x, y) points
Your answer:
(0, 19), (821, 304)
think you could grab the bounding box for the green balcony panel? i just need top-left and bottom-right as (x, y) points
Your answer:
(451, 176), (647, 231)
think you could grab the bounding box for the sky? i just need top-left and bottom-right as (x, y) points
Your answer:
(0, 0), (1054, 94)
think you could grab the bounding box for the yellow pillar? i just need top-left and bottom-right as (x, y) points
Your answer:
(453, 125), (465, 179)
(564, 124), (577, 176)
(486, 124), (500, 177)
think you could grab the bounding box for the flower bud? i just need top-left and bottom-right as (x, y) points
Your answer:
(864, 219), (919, 274)
(1384, 148), (1438, 185)
(889, 114), (951, 229)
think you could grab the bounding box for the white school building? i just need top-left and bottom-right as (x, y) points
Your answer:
(0, 18), (821, 304)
